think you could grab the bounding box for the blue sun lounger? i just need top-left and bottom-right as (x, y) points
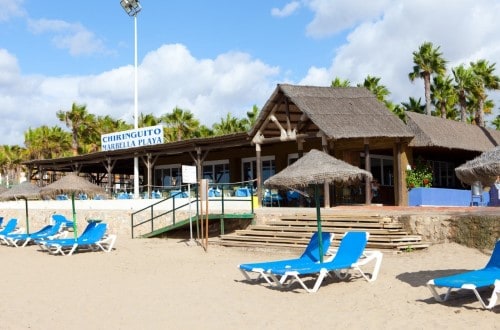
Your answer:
(0, 219), (20, 238)
(38, 222), (116, 256)
(3, 220), (65, 247)
(427, 239), (500, 310)
(51, 214), (74, 230)
(264, 231), (383, 293)
(238, 232), (334, 284)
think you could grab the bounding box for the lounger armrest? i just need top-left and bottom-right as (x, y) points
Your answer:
(354, 250), (383, 282)
(96, 234), (117, 252)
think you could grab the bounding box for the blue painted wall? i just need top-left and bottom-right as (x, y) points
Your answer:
(408, 187), (490, 206)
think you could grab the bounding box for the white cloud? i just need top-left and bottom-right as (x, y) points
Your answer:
(0, 49), (20, 86)
(0, 0), (25, 22)
(271, 1), (301, 18)
(28, 18), (108, 56)
(304, 0), (391, 38)
(0, 44), (280, 145)
(301, 0), (500, 122)
(104, 44), (281, 126)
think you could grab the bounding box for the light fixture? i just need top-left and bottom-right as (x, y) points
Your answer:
(120, 0), (142, 17)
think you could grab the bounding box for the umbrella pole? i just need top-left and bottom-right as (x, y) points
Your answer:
(71, 193), (78, 240)
(24, 198), (29, 234)
(315, 184), (324, 263)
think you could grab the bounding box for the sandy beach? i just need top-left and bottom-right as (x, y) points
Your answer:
(0, 235), (498, 330)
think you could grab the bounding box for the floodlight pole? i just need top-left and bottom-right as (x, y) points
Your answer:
(120, 0), (142, 199)
(133, 12), (139, 199)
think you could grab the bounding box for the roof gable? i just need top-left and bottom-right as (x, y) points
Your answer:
(250, 84), (413, 143)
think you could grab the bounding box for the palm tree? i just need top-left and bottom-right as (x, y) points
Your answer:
(24, 126), (71, 159)
(431, 75), (457, 119)
(213, 113), (246, 135)
(0, 145), (25, 185)
(97, 115), (133, 135)
(161, 107), (200, 141)
(469, 59), (500, 127)
(358, 75), (391, 106)
(409, 42), (447, 115)
(388, 103), (406, 121)
(138, 113), (161, 128)
(401, 97), (425, 114)
(195, 125), (215, 138)
(491, 115), (500, 130)
(242, 105), (260, 130)
(331, 77), (351, 87)
(452, 64), (474, 122)
(24, 128), (44, 160)
(57, 102), (97, 156)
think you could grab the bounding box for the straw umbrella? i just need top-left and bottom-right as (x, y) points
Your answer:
(455, 146), (500, 186)
(0, 182), (41, 234)
(40, 173), (106, 239)
(264, 149), (372, 262)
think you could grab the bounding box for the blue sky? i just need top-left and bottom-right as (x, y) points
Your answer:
(1, 0), (500, 146)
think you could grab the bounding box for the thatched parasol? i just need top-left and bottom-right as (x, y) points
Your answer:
(264, 149), (372, 262)
(455, 146), (500, 186)
(40, 173), (106, 239)
(0, 182), (41, 234)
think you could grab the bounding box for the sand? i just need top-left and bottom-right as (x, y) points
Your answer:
(0, 236), (498, 329)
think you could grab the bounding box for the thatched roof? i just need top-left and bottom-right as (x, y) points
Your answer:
(406, 112), (500, 152)
(40, 173), (106, 197)
(250, 84), (413, 143)
(0, 182), (41, 200)
(264, 149), (372, 188)
(455, 146), (500, 186)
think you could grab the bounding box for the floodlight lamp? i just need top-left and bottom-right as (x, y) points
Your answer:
(120, 0), (142, 17)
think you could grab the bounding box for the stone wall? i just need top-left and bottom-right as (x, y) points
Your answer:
(397, 214), (500, 250)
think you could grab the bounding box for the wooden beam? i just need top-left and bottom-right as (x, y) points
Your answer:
(364, 142), (371, 205)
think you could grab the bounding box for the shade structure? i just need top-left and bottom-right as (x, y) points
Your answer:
(40, 173), (107, 239)
(264, 149), (373, 262)
(455, 146), (500, 186)
(0, 182), (41, 234)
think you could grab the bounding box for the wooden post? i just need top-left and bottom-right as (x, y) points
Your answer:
(395, 142), (411, 206)
(364, 141), (371, 205)
(199, 179), (209, 251)
(256, 143), (262, 207)
(321, 134), (330, 208)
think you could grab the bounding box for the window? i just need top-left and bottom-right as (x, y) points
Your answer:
(361, 154), (394, 186)
(203, 160), (230, 184)
(154, 165), (181, 190)
(242, 156), (276, 185)
(431, 160), (456, 188)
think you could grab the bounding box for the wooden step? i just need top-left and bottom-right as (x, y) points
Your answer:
(221, 235), (312, 245)
(245, 226), (408, 236)
(266, 220), (403, 230)
(219, 212), (430, 252)
(230, 230), (313, 239)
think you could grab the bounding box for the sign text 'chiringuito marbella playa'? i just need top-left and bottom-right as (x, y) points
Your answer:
(101, 125), (164, 151)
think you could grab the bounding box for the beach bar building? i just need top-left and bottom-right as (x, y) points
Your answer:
(23, 84), (500, 207)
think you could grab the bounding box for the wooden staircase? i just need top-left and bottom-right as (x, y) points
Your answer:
(219, 212), (430, 251)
